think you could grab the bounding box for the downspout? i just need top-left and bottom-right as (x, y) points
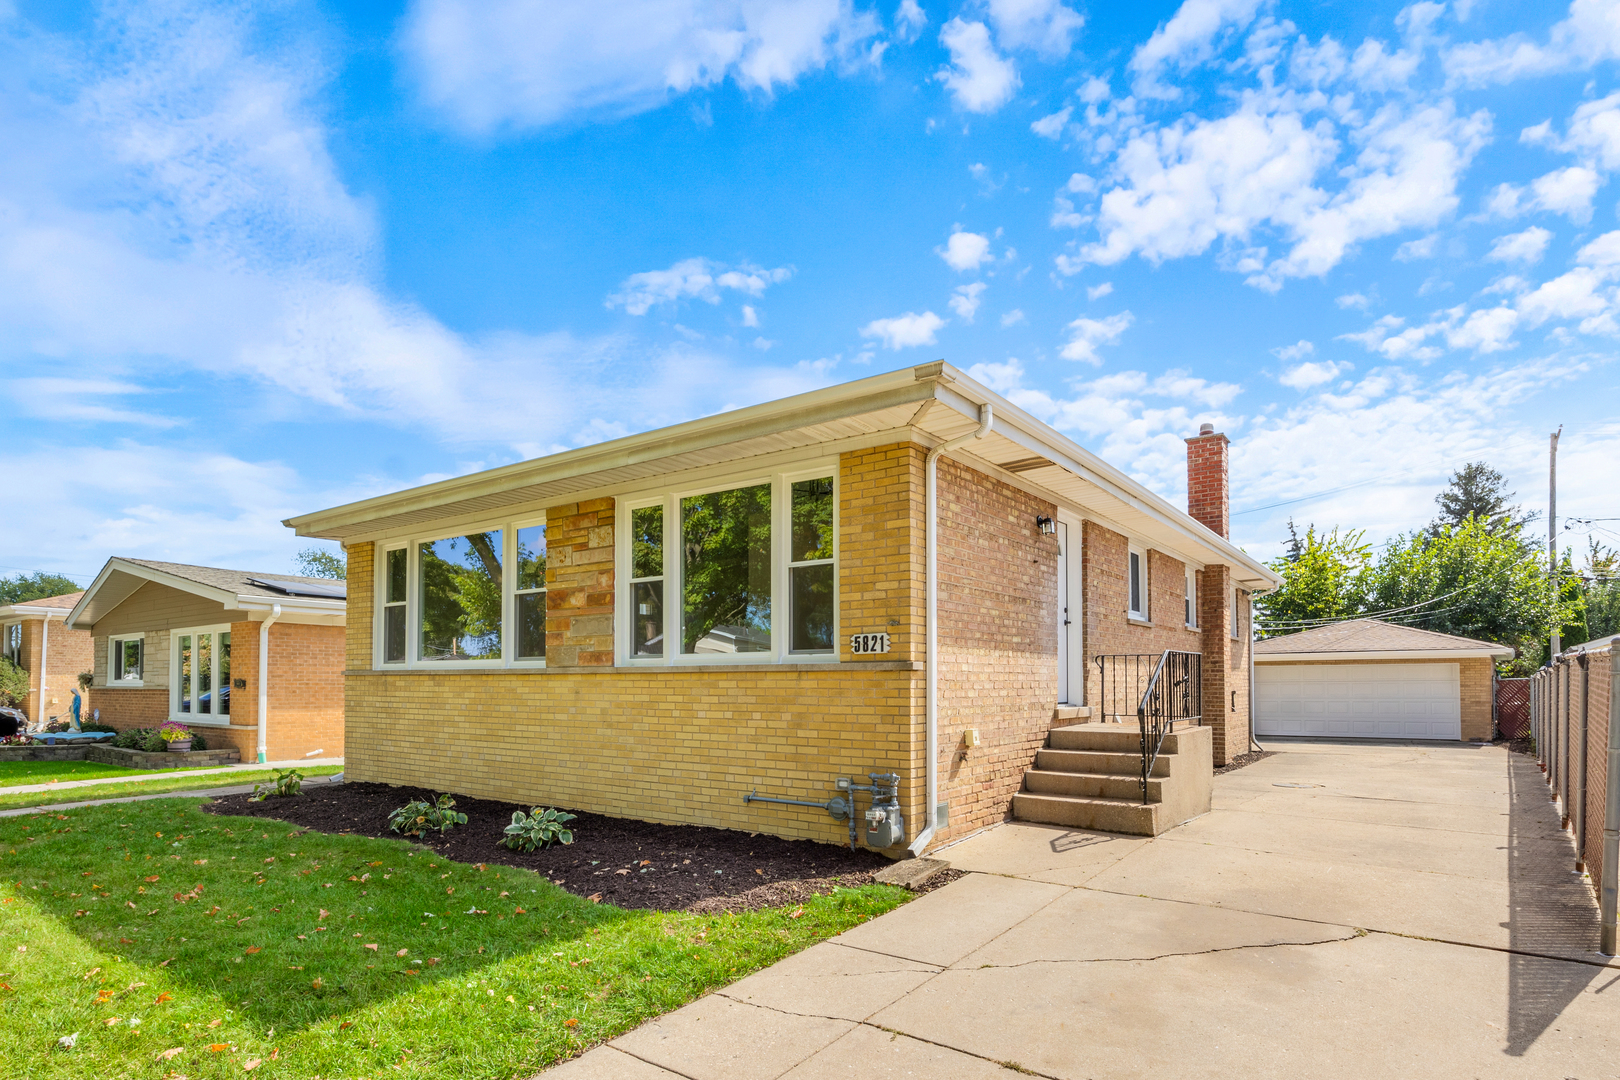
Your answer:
(1248, 595), (1262, 754)
(908, 401), (993, 857)
(256, 604), (282, 764)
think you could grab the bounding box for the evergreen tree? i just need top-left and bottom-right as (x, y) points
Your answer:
(1430, 462), (1531, 536)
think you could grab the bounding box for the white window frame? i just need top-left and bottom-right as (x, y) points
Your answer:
(1184, 569), (1199, 629)
(169, 623), (233, 726)
(108, 633), (146, 687)
(1, 621), (19, 666)
(372, 519), (551, 671)
(1127, 545), (1149, 622)
(616, 461), (840, 667)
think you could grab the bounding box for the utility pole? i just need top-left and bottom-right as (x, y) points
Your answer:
(1550, 427), (1562, 659)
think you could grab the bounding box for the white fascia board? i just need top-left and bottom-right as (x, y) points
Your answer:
(0, 605), (73, 621)
(235, 597), (345, 622)
(928, 370), (1280, 589)
(1255, 649), (1512, 662)
(286, 367), (934, 539)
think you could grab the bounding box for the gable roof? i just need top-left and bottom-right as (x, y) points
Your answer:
(286, 362), (1282, 590)
(1255, 619), (1513, 661)
(0, 592), (85, 620)
(67, 558), (345, 630)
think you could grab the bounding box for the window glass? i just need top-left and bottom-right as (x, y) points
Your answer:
(217, 633), (231, 715)
(178, 635), (193, 713)
(196, 633), (213, 714)
(383, 547), (407, 663)
(1128, 552), (1143, 615)
(1185, 572), (1197, 627)
(515, 525), (546, 660)
(386, 547), (407, 604)
(682, 484), (772, 654)
(1, 623), (19, 665)
(419, 531), (504, 661)
(629, 505), (665, 658)
(632, 581), (664, 656)
(631, 505), (663, 579)
(789, 477), (835, 653)
(115, 638), (143, 682)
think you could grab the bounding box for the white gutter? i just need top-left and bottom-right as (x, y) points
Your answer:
(256, 604), (282, 764)
(909, 401), (993, 858)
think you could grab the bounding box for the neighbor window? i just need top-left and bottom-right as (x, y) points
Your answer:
(109, 635), (144, 683)
(382, 547), (407, 664)
(173, 626), (230, 720)
(515, 525), (547, 660)
(1127, 548), (1147, 620)
(1184, 570), (1198, 629)
(682, 483), (773, 654)
(419, 531), (503, 662)
(1, 623), (18, 665)
(629, 504), (665, 657)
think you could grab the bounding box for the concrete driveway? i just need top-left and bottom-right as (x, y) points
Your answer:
(547, 741), (1620, 1079)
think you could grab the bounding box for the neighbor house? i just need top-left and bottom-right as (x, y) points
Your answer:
(287, 363), (1279, 852)
(0, 591), (93, 724)
(66, 559), (346, 762)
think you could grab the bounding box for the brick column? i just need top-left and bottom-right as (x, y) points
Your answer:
(1185, 427), (1230, 539)
(546, 499), (615, 666)
(1199, 564), (1237, 765)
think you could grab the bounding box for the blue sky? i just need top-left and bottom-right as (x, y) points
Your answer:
(3, 0), (1619, 584)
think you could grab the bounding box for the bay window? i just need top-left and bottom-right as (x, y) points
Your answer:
(172, 626), (230, 722)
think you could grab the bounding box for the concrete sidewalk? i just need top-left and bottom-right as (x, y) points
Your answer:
(547, 741), (1620, 1079)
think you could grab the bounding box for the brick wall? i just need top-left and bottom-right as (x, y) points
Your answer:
(15, 617), (95, 723)
(1256, 656), (1493, 742)
(1185, 430), (1230, 539)
(230, 621), (346, 761)
(85, 687), (169, 729)
(546, 499), (615, 667)
(932, 457), (1058, 841)
(839, 443), (925, 664)
(1080, 521), (1205, 710)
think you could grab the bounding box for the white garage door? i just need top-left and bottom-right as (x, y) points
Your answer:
(1255, 663), (1461, 740)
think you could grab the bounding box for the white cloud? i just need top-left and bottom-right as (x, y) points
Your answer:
(936, 18), (1019, 113)
(1485, 167), (1601, 223)
(1031, 106), (1071, 139)
(1395, 233), (1439, 261)
(1486, 226), (1552, 265)
(984, 0), (1085, 58)
(1271, 339), (1314, 361)
(741, 304), (760, 327)
(860, 310), (946, 348)
(1336, 292), (1371, 310)
(949, 282), (987, 322)
(1444, 0), (1620, 87)
(1000, 308), (1026, 326)
(1086, 281), (1114, 300)
(1577, 228), (1620, 267)
(1129, 0), (1265, 100)
(1278, 359), (1347, 389)
(1050, 196), (1088, 229)
(401, 0), (883, 132)
(606, 258), (793, 314)
(1060, 310), (1133, 363)
(895, 0), (927, 41)
(939, 229), (993, 271)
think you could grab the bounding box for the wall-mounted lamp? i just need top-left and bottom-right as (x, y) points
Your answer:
(1035, 515), (1056, 535)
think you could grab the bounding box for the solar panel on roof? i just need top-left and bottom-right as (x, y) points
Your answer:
(247, 577), (347, 600)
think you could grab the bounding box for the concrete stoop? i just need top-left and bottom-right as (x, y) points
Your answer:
(1010, 722), (1213, 836)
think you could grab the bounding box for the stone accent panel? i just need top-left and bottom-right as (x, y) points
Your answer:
(839, 443), (925, 664)
(546, 499), (615, 667)
(933, 457), (1059, 842)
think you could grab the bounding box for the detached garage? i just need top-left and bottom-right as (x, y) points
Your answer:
(1255, 620), (1512, 742)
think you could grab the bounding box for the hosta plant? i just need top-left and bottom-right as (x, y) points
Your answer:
(501, 807), (576, 851)
(389, 793), (467, 837)
(250, 768), (304, 802)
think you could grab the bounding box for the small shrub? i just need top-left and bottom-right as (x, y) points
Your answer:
(141, 732), (168, 753)
(0, 659), (27, 708)
(250, 768), (303, 802)
(501, 807), (576, 851)
(112, 727), (154, 749)
(389, 793), (467, 837)
(44, 719), (71, 733)
(80, 723), (117, 735)
(188, 730), (208, 751)
(0, 734), (34, 746)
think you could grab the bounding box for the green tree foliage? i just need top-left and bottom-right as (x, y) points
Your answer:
(681, 485), (771, 652)
(1577, 540), (1619, 643)
(0, 658), (27, 707)
(0, 572), (80, 604)
(419, 534), (503, 660)
(1429, 461), (1532, 536)
(1255, 525), (1371, 628)
(294, 547), (346, 579)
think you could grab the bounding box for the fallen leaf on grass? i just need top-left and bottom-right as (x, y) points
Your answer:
(588, 893), (603, 903)
(105, 1018), (122, 1027)
(159, 958), (175, 967)
(364, 943), (378, 951)
(396, 949), (407, 957)
(311, 978), (323, 990)
(154, 992), (172, 1004)
(243, 1058), (261, 1071)
(789, 906), (804, 919)
(208, 1044), (230, 1052)
(156, 1047), (183, 1060)
(318, 909), (328, 920)
(564, 1018), (579, 1028)
(207, 1019), (222, 1028)
(145, 876), (160, 883)
(338, 1021), (351, 1031)
(427, 958), (440, 966)
(244, 947), (260, 955)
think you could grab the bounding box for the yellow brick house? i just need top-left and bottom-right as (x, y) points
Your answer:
(287, 363), (1279, 854)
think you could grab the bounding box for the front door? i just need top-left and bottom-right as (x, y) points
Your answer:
(1057, 520), (1073, 703)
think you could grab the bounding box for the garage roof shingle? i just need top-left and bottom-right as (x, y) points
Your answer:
(1255, 619), (1507, 656)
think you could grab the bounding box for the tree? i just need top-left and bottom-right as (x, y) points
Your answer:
(294, 548), (346, 580)
(0, 572), (81, 604)
(1429, 462), (1531, 536)
(1578, 540), (1620, 643)
(1255, 526), (1371, 633)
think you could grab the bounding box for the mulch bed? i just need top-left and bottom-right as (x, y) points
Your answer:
(204, 781), (897, 913)
(1214, 750), (1276, 775)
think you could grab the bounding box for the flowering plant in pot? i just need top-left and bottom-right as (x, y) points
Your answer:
(159, 722), (194, 753)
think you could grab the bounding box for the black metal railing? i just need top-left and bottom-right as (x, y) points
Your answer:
(1095, 651), (1202, 803)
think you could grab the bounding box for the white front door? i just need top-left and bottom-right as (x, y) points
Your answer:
(1255, 662), (1462, 740)
(1056, 519), (1081, 704)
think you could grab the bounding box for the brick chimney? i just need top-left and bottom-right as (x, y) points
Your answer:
(1186, 423), (1229, 539)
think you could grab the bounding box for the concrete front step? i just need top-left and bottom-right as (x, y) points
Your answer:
(1010, 791), (1161, 834)
(1022, 768), (1161, 802)
(1047, 722), (1203, 755)
(1034, 747), (1171, 777)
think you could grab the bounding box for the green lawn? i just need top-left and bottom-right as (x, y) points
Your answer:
(0, 798), (910, 1078)
(0, 760), (154, 787)
(0, 766), (345, 813)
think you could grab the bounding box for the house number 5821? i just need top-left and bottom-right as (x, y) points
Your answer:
(850, 633), (891, 655)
